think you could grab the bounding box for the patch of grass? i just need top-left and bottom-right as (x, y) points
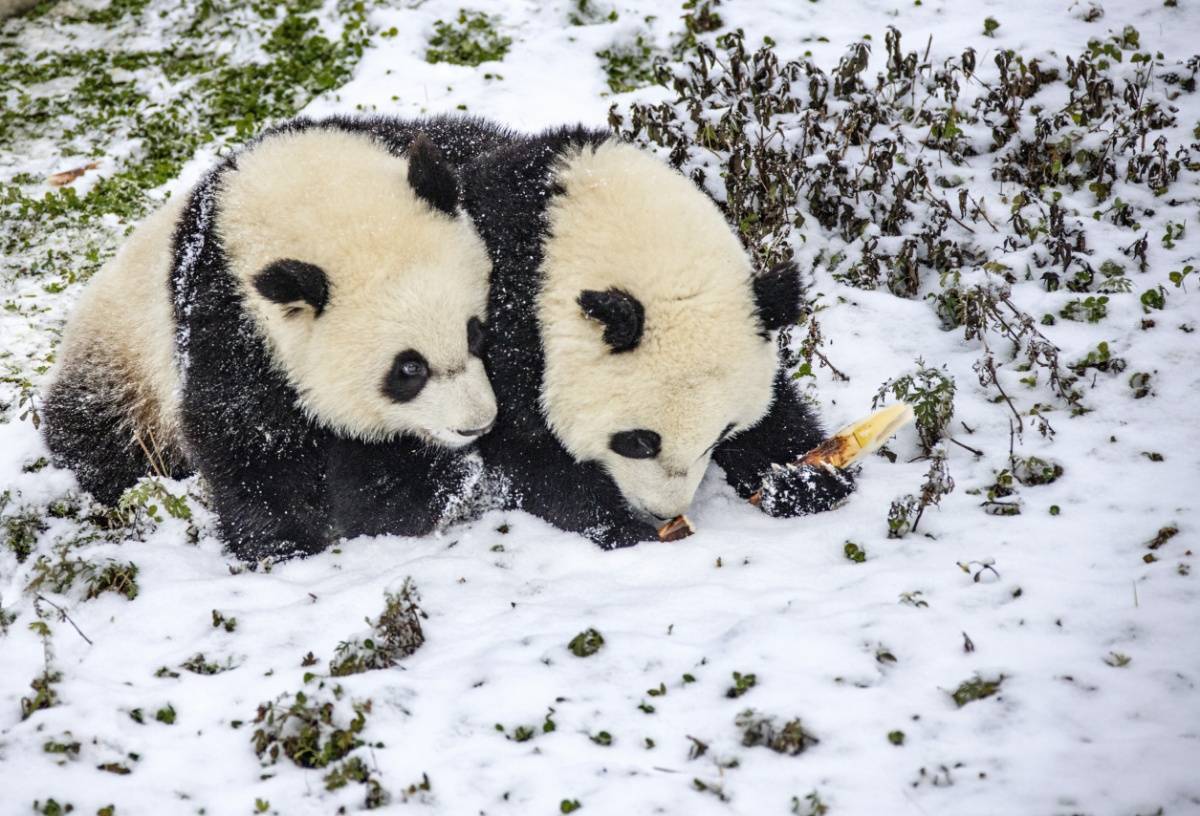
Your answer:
(792, 791), (831, 816)
(843, 541), (867, 563)
(736, 709), (819, 755)
(597, 34), (659, 93)
(726, 671), (757, 698)
(43, 736), (81, 757)
(950, 674), (1004, 707)
(0, 0), (370, 415)
(211, 609), (237, 632)
(426, 10), (511, 66)
(568, 0), (616, 25)
(568, 627), (605, 657)
(155, 703), (177, 724)
(180, 652), (236, 675)
(330, 579), (425, 676)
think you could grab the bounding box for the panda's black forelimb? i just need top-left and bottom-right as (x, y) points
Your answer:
(714, 371), (856, 516)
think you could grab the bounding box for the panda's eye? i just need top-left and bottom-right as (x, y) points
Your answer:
(610, 429), (661, 460)
(383, 350), (430, 403)
(467, 316), (486, 358)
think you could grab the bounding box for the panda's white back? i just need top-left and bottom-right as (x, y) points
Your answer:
(57, 193), (188, 461)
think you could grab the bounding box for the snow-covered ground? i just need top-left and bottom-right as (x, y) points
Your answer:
(2, 0), (1199, 814)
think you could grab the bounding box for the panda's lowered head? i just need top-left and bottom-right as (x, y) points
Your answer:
(217, 126), (497, 448)
(537, 141), (803, 524)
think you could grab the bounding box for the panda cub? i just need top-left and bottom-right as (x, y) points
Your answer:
(44, 117), (498, 559)
(459, 126), (855, 548)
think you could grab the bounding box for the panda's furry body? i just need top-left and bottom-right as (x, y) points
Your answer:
(454, 124), (855, 548)
(44, 116), (499, 559)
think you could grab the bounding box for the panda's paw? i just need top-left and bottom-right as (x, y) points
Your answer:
(754, 462), (856, 518)
(433, 451), (510, 528)
(582, 517), (660, 550)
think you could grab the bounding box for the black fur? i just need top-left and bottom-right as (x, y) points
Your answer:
(254, 259), (330, 315)
(753, 261), (804, 331)
(406, 133), (459, 215)
(453, 123), (853, 547)
(578, 288), (644, 352)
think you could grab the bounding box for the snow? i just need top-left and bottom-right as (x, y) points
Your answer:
(2, 0), (1199, 814)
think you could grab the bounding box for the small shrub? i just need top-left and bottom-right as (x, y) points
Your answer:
(1058, 295), (1108, 322)
(2, 493), (46, 563)
(736, 709), (819, 755)
(1012, 457), (1062, 486)
(180, 652), (236, 675)
(726, 671), (757, 698)
(568, 627), (605, 657)
(84, 561), (139, 601)
(329, 579), (425, 676)
(324, 756), (390, 809)
(21, 669), (62, 720)
(252, 686), (370, 769)
(949, 675), (1004, 707)
(874, 361), (956, 453)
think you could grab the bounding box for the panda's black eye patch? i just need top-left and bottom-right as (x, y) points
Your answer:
(610, 429), (661, 460)
(253, 259), (329, 316)
(467, 316), (486, 358)
(382, 350), (429, 403)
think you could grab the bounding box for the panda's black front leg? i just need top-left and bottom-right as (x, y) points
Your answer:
(205, 448), (333, 561)
(713, 371), (855, 517)
(483, 433), (660, 549)
(326, 436), (489, 540)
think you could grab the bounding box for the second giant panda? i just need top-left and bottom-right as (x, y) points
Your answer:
(44, 117), (499, 559)
(459, 126), (855, 548)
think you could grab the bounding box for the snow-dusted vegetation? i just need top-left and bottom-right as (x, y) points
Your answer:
(2, 0), (1198, 813)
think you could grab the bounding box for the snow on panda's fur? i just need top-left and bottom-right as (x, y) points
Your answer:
(459, 126), (854, 548)
(44, 117), (500, 559)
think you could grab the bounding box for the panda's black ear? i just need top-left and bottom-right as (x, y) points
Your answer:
(407, 133), (458, 216)
(578, 288), (644, 353)
(753, 261), (804, 331)
(254, 259), (330, 317)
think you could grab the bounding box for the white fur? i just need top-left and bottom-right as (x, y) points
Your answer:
(537, 141), (778, 520)
(216, 127), (496, 446)
(56, 194), (188, 465)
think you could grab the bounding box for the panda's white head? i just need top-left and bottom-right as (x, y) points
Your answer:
(216, 127), (497, 447)
(537, 141), (802, 523)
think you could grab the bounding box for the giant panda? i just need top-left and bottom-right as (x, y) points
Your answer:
(43, 117), (501, 559)
(456, 126), (855, 548)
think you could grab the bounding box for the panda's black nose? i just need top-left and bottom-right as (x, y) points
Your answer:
(456, 423), (493, 438)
